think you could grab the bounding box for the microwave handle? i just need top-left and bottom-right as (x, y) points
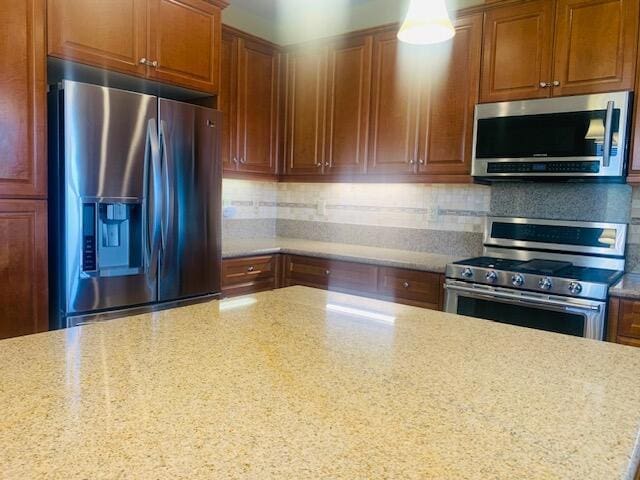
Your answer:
(602, 100), (614, 168)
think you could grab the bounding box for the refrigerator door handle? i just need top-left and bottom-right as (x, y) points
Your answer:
(145, 118), (162, 275)
(159, 120), (172, 253)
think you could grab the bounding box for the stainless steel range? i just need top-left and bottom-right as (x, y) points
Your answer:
(444, 217), (627, 340)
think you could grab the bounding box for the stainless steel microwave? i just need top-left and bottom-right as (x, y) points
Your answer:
(471, 91), (633, 182)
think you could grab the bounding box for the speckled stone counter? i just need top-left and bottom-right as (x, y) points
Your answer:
(2, 286), (640, 479)
(610, 273), (640, 299)
(222, 237), (457, 273)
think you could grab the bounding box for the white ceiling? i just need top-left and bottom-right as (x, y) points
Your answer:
(223, 0), (485, 44)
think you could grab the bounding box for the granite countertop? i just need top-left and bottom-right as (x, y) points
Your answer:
(2, 286), (640, 479)
(222, 237), (458, 273)
(610, 273), (640, 299)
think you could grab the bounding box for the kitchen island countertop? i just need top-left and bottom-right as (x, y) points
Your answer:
(222, 237), (458, 273)
(2, 286), (640, 479)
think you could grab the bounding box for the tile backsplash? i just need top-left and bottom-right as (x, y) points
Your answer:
(223, 180), (491, 232)
(222, 179), (640, 270)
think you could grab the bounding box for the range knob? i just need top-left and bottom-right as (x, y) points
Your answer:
(568, 282), (583, 295)
(538, 277), (553, 291)
(485, 271), (498, 283)
(461, 268), (473, 279)
(511, 274), (525, 287)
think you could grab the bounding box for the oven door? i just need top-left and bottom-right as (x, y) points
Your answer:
(444, 281), (606, 340)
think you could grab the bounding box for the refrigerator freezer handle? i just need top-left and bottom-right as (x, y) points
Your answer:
(159, 120), (171, 253)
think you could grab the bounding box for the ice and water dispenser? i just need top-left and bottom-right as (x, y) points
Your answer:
(82, 201), (144, 277)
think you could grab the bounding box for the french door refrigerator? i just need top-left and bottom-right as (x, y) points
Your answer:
(49, 80), (222, 329)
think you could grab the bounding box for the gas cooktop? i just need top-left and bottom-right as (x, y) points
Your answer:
(446, 256), (623, 300)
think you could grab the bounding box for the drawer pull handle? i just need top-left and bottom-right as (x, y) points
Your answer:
(325, 269), (331, 276)
(403, 281), (410, 288)
(247, 266), (255, 272)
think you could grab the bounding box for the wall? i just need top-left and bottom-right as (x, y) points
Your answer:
(222, 180), (490, 256)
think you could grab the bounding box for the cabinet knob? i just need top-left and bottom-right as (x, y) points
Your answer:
(247, 266), (255, 272)
(324, 162), (330, 167)
(232, 157), (239, 164)
(139, 57), (147, 65)
(552, 80), (560, 87)
(539, 82), (550, 88)
(207, 120), (216, 128)
(418, 159), (425, 165)
(403, 281), (410, 288)
(240, 157), (246, 164)
(315, 162), (322, 167)
(409, 159), (416, 165)
(325, 269), (331, 276)
(150, 60), (158, 68)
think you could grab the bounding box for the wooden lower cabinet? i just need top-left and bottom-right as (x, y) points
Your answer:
(607, 297), (640, 347)
(221, 255), (279, 297)
(222, 254), (444, 310)
(0, 200), (48, 340)
(377, 267), (443, 310)
(283, 255), (378, 294)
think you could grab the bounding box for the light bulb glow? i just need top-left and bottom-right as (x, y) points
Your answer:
(397, 0), (455, 45)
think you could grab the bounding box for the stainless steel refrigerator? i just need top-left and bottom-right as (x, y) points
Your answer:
(49, 80), (222, 329)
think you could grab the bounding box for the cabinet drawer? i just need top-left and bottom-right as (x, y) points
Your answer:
(222, 255), (277, 288)
(284, 255), (378, 293)
(377, 267), (442, 308)
(619, 300), (640, 339)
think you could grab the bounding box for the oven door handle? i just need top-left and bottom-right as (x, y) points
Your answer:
(602, 100), (614, 168)
(444, 284), (602, 312)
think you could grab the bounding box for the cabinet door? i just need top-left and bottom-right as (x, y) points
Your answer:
(284, 49), (327, 175)
(147, 0), (221, 93)
(1, 0), (47, 198)
(368, 30), (420, 175)
(47, 0), (147, 77)
(324, 35), (373, 176)
(552, 0), (638, 96)
(236, 38), (279, 175)
(417, 14), (482, 177)
(619, 300), (640, 340)
(222, 255), (278, 297)
(284, 255), (378, 294)
(0, 200), (48, 339)
(480, 0), (554, 102)
(220, 30), (238, 173)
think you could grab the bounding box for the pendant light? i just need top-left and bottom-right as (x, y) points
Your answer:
(397, 0), (455, 45)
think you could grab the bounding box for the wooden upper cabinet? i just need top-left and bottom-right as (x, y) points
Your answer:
(417, 14), (482, 176)
(0, 200), (48, 339)
(236, 38), (279, 174)
(552, 0), (638, 96)
(1, 0), (47, 198)
(219, 30), (237, 172)
(284, 48), (327, 175)
(47, 0), (147, 77)
(324, 35), (373, 176)
(368, 30), (420, 175)
(48, 0), (227, 93)
(147, 0), (221, 93)
(480, 0), (554, 102)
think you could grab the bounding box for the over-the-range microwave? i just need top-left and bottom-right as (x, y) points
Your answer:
(471, 91), (633, 182)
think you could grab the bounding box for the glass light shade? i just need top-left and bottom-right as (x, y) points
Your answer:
(397, 0), (455, 45)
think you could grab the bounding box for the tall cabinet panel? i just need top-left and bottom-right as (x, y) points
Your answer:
(552, 0), (638, 96)
(480, 0), (554, 102)
(367, 30), (420, 175)
(47, 0), (148, 77)
(1, 0), (47, 197)
(284, 48), (328, 175)
(0, 200), (48, 339)
(324, 35), (373, 176)
(418, 14), (482, 176)
(236, 38), (279, 174)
